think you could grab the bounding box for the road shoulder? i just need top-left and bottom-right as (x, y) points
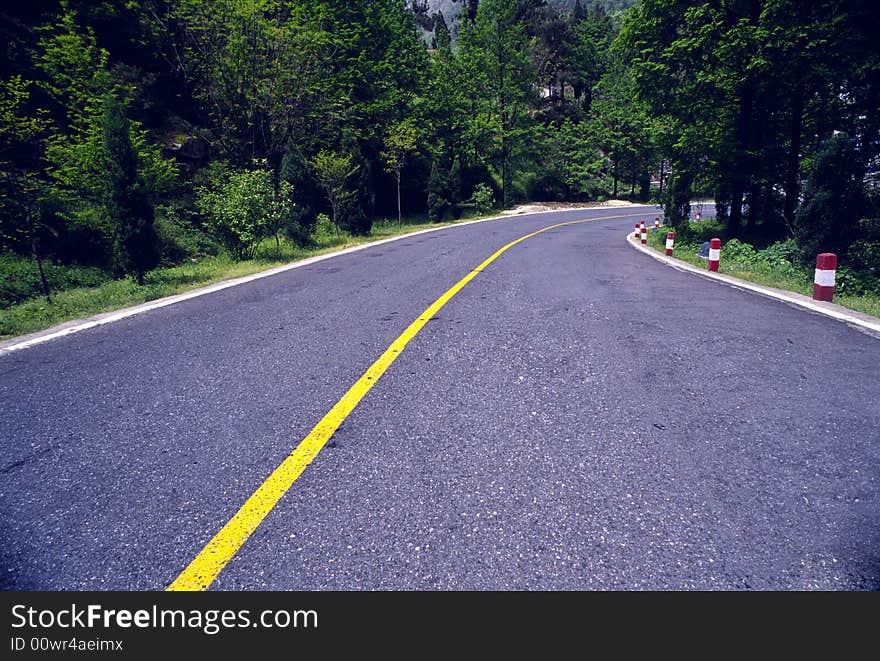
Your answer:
(0, 204), (654, 356)
(627, 232), (880, 338)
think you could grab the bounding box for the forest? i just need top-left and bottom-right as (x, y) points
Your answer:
(1, 0), (878, 311)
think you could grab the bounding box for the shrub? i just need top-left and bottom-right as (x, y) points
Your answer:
(845, 240), (880, 273)
(427, 159), (449, 223)
(153, 206), (221, 265)
(196, 163), (289, 260)
(311, 213), (337, 243)
(721, 238), (757, 263)
(757, 239), (801, 265)
(470, 183), (495, 215)
(755, 239), (805, 279)
(835, 266), (865, 295)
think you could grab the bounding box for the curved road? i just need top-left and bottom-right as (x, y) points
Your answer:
(1, 207), (878, 590)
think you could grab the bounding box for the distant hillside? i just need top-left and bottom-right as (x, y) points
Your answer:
(411, 0), (639, 39)
(419, 0), (638, 15)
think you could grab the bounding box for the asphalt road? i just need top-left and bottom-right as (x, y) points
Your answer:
(1, 206), (878, 590)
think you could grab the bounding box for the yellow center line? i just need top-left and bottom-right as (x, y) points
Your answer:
(167, 211), (645, 591)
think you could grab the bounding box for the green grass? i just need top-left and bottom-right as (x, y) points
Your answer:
(0, 212), (489, 341)
(644, 224), (880, 320)
(11, 210), (876, 342)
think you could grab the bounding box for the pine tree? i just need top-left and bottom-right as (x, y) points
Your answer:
(433, 11), (451, 51)
(100, 96), (158, 284)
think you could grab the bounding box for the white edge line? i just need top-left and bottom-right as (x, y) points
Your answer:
(627, 231), (880, 337)
(0, 205), (654, 356)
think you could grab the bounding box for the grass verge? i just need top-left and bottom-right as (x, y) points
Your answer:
(644, 223), (880, 320)
(0, 214), (487, 341)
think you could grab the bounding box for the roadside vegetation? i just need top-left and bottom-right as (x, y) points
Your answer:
(645, 221), (880, 319)
(2, 1), (878, 340)
(0, 210), (496, 340)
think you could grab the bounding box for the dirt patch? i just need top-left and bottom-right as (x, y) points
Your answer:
(501, 200), (653, 215)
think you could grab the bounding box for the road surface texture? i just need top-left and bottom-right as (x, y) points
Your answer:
(1, 207), (878, 590)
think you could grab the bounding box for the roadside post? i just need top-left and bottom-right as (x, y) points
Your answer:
(813, 253), (837, 302)
(708, 238), (721, 272)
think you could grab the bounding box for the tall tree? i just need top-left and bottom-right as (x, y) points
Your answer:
(459, 0), (536, 207)
(151, 0), (344, 163)
(565, 7), (613, 111)
(381, 121), (418, 226)
(794, 134), (864, 259)
(619, 0), (876, 239)
(311, 149), (360, 235)
(36, 9), (173, 245)
(589, 54), (650, 199)
(100, 96), (159, 283)
(0, 76), (54, 301)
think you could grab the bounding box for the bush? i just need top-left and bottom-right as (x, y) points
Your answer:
(663, 165), (693, 230)
(720, 238), (757, 263)
(339, 203), (371, 236)
(153, 207), (221, 266)
(755, 239), (805, 279)
(196, 163), (290, 260)
(757, 239), (800, 265)
(835, 266), (867, 295)
(427, 159), (449, 223)
(845, 240), (880, 273)
(470, 183), (495, 215)
(280, 143), (320, 240)
(311, 213), (337, 243)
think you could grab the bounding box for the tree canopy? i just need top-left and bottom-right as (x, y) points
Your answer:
(1, 0), (877, 300)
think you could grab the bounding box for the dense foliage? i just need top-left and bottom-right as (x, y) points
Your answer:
(1, 0), (878, 307)
(619, 0), (880, 249)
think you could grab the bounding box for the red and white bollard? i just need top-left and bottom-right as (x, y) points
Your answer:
(654, 217), (660, 229)
(708, 238), (721, 272)
(695, 211), (702, 222)
(665, 231), (675, 256)
(641, 225), (648, 245)
(813, 253), (837, 302)
(634, 223), (640, 240)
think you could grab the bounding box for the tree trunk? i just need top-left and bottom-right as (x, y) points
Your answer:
(783, 89), (804, 235)
(31, 235), (51, 304)
(396, 170), (402, 226)
(330, 201), (339, 236)
(502, 130), (510, 207)
(612, 154), (619, 198)
(747, 180), (762, 228)
(729, 80), (756, 235)
(729, 182), (744, 235)
(729, 1), (761, 236)
(659, 159), (665, 196)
